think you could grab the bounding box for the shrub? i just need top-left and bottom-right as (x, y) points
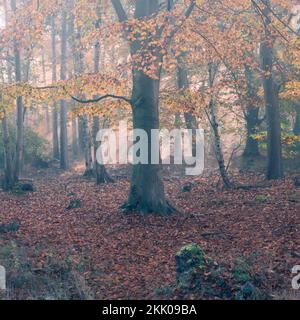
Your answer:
(0, 124), (49, 169)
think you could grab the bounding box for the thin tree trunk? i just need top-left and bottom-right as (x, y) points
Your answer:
(260, 0), (283, 179)
(1, 113), (14, 190)
(41, 49), (50, 136)
(92, 3), (113, 183)
(59, 10), (69, 170)
(243, 65), (260, 157)
(206, 64), (233, 188)
(82, 115), (93, 176)
(243, 106), (260, 157)
(51, 15), (60, 159)
(71, 116), (79, 160)
(92, 117), (113, 183)
(177, 65), (197, 157)
(11, 0), (23, 181)
(293, 104), (300, 136)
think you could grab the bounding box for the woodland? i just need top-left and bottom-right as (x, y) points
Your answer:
(0, 0), (300, 300)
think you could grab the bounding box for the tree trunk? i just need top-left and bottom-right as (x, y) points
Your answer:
(71, 116), (79, 160)
(1, 114), (14, 190)
(59, 10), (69, 170)
(51, 15), (60, 160)
(92, 116), (113, 184)
(11, 0), (24, 181)
(41, 50), (50, 136)
(243, 105), (260, 157)
(260, 0), (283, 180)
(293, 103), (300, 136)
(243, 65), (260, 157)
(177, 65), (197, 157)
(207, 64), (233, 188)
(92, 5), (113, 184)
(123, 70), (174, 214)
(82, 115), (93, 176)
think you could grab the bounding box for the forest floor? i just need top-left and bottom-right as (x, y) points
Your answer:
(0, 163), (300, 300)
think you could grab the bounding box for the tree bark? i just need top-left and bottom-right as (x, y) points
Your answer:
(11, 0), (24, 181)
(115, 0), (175, 214)
(59, 10), (69, 170)
(177, 65), (198, 157)
(110, 0), (195, 213)
(293, 103), (300, 136)
(207, 64), (233, 188)
(1, 113), (14, 190)
(51, 15), (60, 160)
(92, 4), (113, 184)
(123, 70), (174, 214)
(243, 105), (260, 157)
(243, 66), (260, 157)
(260, 0), (283, 179)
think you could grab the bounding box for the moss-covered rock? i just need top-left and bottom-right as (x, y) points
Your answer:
(175, 245), (270, 300)
(176, 244), (208, 290)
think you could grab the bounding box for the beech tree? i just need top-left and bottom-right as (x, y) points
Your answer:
(108, 0), (196, 214)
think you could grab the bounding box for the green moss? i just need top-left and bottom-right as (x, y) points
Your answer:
(176, 243), (205, 263)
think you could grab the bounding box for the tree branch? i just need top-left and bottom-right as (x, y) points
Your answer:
(67, 92), (132, 106)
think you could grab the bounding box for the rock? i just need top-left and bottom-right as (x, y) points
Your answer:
(175, 243), (205, 288)
(294, 177), (300, 187)
(181, 182), (194, 193)
(20, 183), (35, 192)
(0, 221), (20, 234)
(66, 199), (81, 210)
(236, 281), (270, 300)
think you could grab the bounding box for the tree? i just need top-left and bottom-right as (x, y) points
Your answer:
(11, 0), (24, 180)
(93, 3), (113, 184)
(243, 65), (262, 158)
(51, 14), (60, 160)
(59, 9), (69, 170)
(109, 0), (195, 214)
(259, 0), (283, 179)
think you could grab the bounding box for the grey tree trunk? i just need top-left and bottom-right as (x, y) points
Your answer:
(124, 70), (174, 214)
(59, 10), (69, 170)
(243, 106), (260, 157)
(117, 0), (172, 213)
(1, 1), (16, 189)
(260, 0), (283, 179)
(41, 50), (50, 136)
(71, 116), (79, 160)
(11, 0), (24, 181)
(177, 65), (198, 157)
(110, 0), (176, 214)
(207, 64), (233, 188)
(1, 113), (14, 190)
(67, 13), (80, 161)
(82, 115), (93, 176)
(243, 66), (260, 157)
(92, 6), (113, 183)
(293, 103), (300, 136)
(51, 15), (60, 160)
